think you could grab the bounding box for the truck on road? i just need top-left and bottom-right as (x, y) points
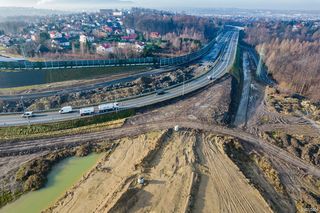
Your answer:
(98, 103), (119, 113)
(59, 106), (73, 114)
(80, 107), (95, 116)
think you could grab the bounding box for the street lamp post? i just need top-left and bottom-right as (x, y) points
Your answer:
(182, 73), (185, 96)
(20, 96), (30, 125)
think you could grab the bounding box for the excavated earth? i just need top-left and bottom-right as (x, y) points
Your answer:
(45, 130), (272, 213)
(0, 75), (320, 213)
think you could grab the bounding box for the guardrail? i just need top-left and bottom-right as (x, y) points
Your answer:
(0, 32), (219, 70)
(0, 30), (239, 123)
(0, 33), (228, 116)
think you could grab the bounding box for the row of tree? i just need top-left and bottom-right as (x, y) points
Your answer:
(0, 21), (29, 34)
(124, 9), (218, 41)
(245, 21), (320, 46)
(245, 21), (320, 101)
(257, 39), (320, 101)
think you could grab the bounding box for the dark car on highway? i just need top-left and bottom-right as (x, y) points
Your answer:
(156, 89), (165, 95)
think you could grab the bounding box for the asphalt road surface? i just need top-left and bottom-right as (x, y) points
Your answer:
(0, 66), (178, 101)
(0, 30), (239, 127)
(0, 32), (226, 102)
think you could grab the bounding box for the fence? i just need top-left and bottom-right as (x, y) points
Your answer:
(0, 37), (217, 70)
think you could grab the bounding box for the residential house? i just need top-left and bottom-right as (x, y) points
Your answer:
(102, 26), (113, 33)
(96, 43), (114, 55)
(150, 32), (160, 39)
(79, 34), (87, 43)
(52, 37), (70, 48)
(126, 28), (135, 35)
(134, 42), (145, 52)
(49, 31), (63, 39)
(121, 33), (137, 41)
(113, 11), (123, 17)
(0, 35), (11, 47)
(31, 34), (40, 42)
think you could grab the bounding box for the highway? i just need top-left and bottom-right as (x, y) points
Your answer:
(0, 32), (225, 102)
(0, 66), (180, 101)
(0, 30), (239, 127)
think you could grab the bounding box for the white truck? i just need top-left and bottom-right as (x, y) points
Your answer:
(59, 106), (73, 114)
(98, 103), (119, 113)
(79, 107), (95, 116)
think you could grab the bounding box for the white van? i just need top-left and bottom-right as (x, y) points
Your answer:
(22, 111), (34, 118)
(59, 106), (73, 114)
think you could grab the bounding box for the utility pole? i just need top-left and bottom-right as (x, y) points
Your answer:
(20, 96), (25, 112)
(20, 96), (30, 126)
(114, 96), (118, 113)
(21, 46), (27, 69)
(257, 44), (265, 79)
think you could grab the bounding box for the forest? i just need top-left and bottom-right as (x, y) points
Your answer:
(257, 39), (320, 100)
(124, 8), (218, 41)
(245, 21), (320, 101)
(245, 21), (320, 45)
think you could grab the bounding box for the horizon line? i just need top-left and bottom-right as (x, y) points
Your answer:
(0, 6), (320, 13)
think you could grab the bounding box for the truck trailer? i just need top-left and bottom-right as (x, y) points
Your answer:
(79, 107), (95, 116)
(98, 103), (119, 113)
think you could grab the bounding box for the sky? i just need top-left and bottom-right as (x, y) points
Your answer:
(0, 0), (320, 11)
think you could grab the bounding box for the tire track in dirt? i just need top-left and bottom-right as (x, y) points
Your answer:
(46, 131), (167, 213)
(124, 131), (197, 213)
(1, 121), (319, 179)
(193, 133), (272, 213)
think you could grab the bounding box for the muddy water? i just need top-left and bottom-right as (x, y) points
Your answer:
(0, 154), (102, 213)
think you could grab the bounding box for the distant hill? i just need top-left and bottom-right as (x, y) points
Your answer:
(0, 7), (69, 19)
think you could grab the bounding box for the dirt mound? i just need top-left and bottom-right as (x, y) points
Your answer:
(45, 130), (271, 213)
(263, 131), (320, 166)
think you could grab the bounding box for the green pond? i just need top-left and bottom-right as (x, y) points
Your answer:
(0, 153), (102, 213)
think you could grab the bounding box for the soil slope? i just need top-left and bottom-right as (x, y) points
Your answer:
(45, 131), (271, 213)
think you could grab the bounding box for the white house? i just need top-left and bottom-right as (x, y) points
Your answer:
(96, 45), (114, 55)
(79, 35), (87, 43)
(113, 11), (123, 17)
(126, 28), (135, 35)
(134, 43), (145, 52)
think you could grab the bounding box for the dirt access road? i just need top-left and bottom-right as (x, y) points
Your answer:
(1, 74), (320, 212)
(46, 130), (271, 213)
(1, 120), (319, 179)
(0, 77), (319, 179)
